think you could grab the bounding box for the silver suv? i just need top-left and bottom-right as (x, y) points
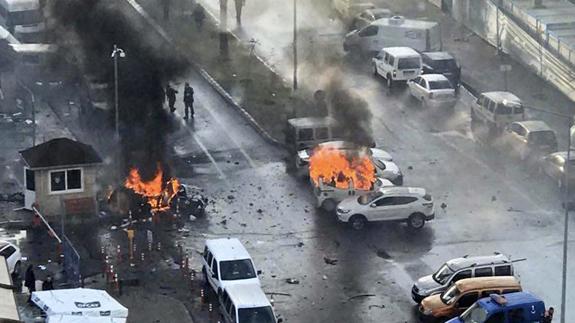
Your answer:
(411, 253), (514, 303)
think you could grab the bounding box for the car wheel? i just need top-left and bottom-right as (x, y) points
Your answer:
(349, 215), (367, 230)
(386, 75), (393, 88)
(322, 199), (337, 212)
(13, 261), (21, 278)
(407, 213), (425, 230)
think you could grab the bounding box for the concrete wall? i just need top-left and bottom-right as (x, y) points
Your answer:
(34, 166), (99, 218)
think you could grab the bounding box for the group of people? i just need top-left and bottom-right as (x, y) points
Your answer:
(165, 82), (195, 120)
(24, 264), (53, 303)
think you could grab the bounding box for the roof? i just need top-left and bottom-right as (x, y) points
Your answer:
(421, 51), (455, 60)
(514, 120), (553, 132)
(420, 74), (450, 82)
(31, 288), (128, 319)
(381, 46), (420, 57)
(287, 116), (337, 128)
(205, 238), (252, 261)
(446, 254), (511, 272)
(224, 284), (272, 309)
(20, 138), (102, 169)
(455, 276), (520, 291)
(9, 44), (58, 54)
(482, 91), (521, 104)
(378, 186), (426, 196)
(478, 292), (543, 310)
(373, 16), (438, 29)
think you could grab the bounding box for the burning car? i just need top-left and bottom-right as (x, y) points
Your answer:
(315, 176), (394, 211)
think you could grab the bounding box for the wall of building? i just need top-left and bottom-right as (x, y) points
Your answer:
(34, 166), (99, 218)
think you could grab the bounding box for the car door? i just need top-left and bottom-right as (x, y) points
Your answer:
(418, 78), (430, 99)
(408, 76), (421, 98)
(368, 196), (397, 221)
(455, 292), (479, 313)
(357, 25), (378, 51)
(508, 124), (527, 156)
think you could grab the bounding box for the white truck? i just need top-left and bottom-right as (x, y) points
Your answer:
(344, 16), (441, 54)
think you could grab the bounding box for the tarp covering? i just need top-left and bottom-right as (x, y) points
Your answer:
(32, 288), (128, 323)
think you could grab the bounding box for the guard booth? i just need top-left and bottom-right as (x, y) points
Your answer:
(0, 256), (22, 323)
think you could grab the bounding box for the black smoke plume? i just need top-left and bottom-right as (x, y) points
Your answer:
(47, 0), (189, 179)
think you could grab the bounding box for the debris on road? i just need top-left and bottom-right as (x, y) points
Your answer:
(285, 278), (300, 284)
(440, 202), (447, 210)
(347, 294), (375, 301)
(491, 195), (497, 202)
(323, 256), (338, 265)
(368, 304), (386, 309)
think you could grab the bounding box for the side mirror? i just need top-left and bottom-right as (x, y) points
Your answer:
(257, 270), (262, 275)
(370, 203), (377, 208)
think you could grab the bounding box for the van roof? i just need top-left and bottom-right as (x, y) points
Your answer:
(287, 116), (337, 128)
(373, 17), (438, 29)
(381, 47), (420, 57)
(455, 276), (520, 291)
(514, 120), (553, 132)
(9, 44), (58, 54)
(446, 254), (511, 271)
(478, 292), (543, 310)
(205, 238), (252, 261)
(482, 91), (521, 104)
(224, 284), (272, 309)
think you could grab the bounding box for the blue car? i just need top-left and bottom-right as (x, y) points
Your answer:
(447, 292), (545, 323)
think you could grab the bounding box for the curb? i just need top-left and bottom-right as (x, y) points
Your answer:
(124, 0), (285, 148)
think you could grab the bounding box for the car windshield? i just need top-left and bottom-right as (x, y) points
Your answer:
(441, 285), (460, 305)
(220, 259), (257, 281)
(358, 191), (383, 205)
(433, 264), (454, 284)
(428, 80), (453, 90)
(497, 102), (523, 114)
(528, 131), (556, 146)
(431, 59), (458, 71)
(398, 57), (421, 69)
(238, 306), (276, 323)
(460, 303), (489, 323)
(373, 159), (386, 170)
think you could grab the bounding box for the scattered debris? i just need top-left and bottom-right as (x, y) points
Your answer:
(297, 242), (304, 248)
(440, 202), (447, 210)
(285, 278), (300, 284)
(257, 209), (263, 214)
(323, 256), (338, 265)
(491, 195), (497, 202)
(507, 207), (523, 213)
(219, 219), (228, 225)
(407, 166), (413, 170)
(227, 195), (235, 200)
(347, 294), (375, 301)
(368, 304), (386, 309)
(322, 275), (328, 280)
(376, 249), (391, 260)
(240, 223), (247, 227)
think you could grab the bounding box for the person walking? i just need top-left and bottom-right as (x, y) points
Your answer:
(234, 0), (245, 26)
(183, 82), (194, 119)
(24, 265), (35, 303)
(42, 276), (54, 291)
(165, 84), (177, 112)
(193, 5), (206, 31)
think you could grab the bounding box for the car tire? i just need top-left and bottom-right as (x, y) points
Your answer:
(407, 213), (426, 230)
(322, 199), (337, 212)
(386, 74), (393, 88)
(13, 261), (21, 278)
(349, 214), (367, 230)
(373, 64), (378, 76)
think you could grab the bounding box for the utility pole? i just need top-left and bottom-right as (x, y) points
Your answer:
(111, 45), (125, 141)
(561, 121), (572, 323)
(292, 0), (298, 90)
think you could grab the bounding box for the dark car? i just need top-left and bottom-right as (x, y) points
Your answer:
(421, 52), (461, 88)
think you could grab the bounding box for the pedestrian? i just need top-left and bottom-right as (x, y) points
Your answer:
(42, 276), (54, 291)
(24, 265), (35, 303)
(183, 82), (194, 119)
(192, 5), (206, 31)
(234, 0), (245, 26)
(543, 307), (554, 323)
(165, 84), (177, 112)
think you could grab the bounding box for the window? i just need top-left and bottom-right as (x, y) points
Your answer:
(374, 197), (394, 206)
(220, 259), (257, 281)
(485, 312), (505, 323)
(49, 169), (83, 193)
(452, 269), (472, 282)
(359, 25), (378, 37)
(298, 128), (313, 141)
(398, 57), (421, 69)
(494, 265), (512, 276)
(0, 246), (16, 258)
(211, 259), (219, 279)
(428, 80), (453, 90)
(389, 56), (395, 66)
(418, 78), (427, 87)
(394, 196), (418, 205)
(25, 169), (35, 191)
(481, 290), (499, 298)
(412, 77), (421, 84)
(474, 267), (493, 277)
(238, 306), (276, 323)
(487, 100), (497, 112)
(457, 292), (478, 308)
(528, 131), (557, 146)
(384, 52), (389, 63)
(316, 127), (329, 140)
(206, 252), (213, 267)
(508, 308), (525, 323)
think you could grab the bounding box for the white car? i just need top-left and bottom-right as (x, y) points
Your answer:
(407, 74), (457, 110)
(336, 186), (435, 230)
(0, 241), (22, 276)
(372, 47), (422, 87)
(315, 177), (394, 211)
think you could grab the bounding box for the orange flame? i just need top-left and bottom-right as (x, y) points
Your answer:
(309, 146), (376, 191)
(124, 164), (180, 212)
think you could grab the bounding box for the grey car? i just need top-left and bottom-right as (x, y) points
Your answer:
(539, 151), (575, 188)
(411, 254), (514, 303)
(499, 120), (558, 161)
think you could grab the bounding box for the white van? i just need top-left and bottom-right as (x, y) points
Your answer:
(202, 238), (261, 296)
(343, 16), (441, 54)
(219, 284), (282, 323)
(0, 0), (45, 43)
(285, 117), (344, 152)
(372, 47), (422, 87)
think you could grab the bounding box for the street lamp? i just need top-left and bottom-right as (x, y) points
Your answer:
(292, 0), (298, 90)
(111, 44), (126, 140)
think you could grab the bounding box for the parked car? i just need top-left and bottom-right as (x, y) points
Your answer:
(201, 238), (261, 296)
(407, 74), (457, 110)
(0, 241), (22, 276)
(421, 52), (461, 88)
(372, 46), (422, 88)
(219, 284), (283, 323)
(539, 151), (575, 188)
(344, 16), (441, 54)
(336, 186), (434, 230)
(285, 117), (344, 152)
(349, 8), (392, 31)
(411, 253), (514, 303)
(295, 141), (393, 178)
(470, 91), (525, 139)
(447, 292), (546, 323)
(419, 276), (522, 321)
(498, 120), (557, 161)
(315, 176), (394, 211)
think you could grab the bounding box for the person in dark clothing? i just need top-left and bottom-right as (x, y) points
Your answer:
(234, 0), (245, 26)
(193, 5), (206, 31)
(42, 276), (54, 291)
(162, 0), (171, 21)
(166, 84), (177, 112)
(543, 307), (554, 323)
(24, 265), (35, 302)
(183, 82), (194, 119)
